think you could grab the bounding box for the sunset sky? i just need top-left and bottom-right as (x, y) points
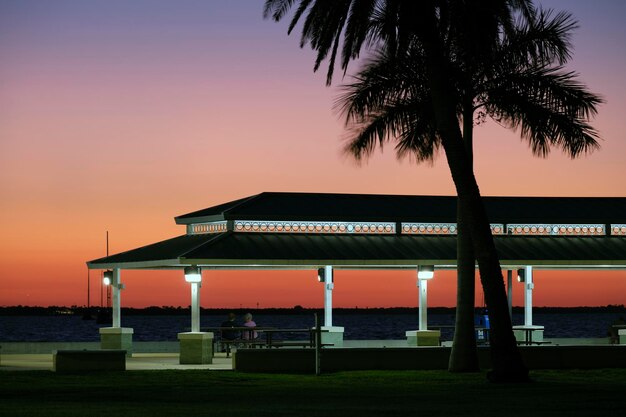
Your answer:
(1, 0), (625, 309)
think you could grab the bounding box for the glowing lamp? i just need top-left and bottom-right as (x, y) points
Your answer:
(103, 270), (112, 286)
(517, 269), (525, 282)
(184, 265), (202, 283)
(317, 267), (325, 282)
(418, 265), (435, 279)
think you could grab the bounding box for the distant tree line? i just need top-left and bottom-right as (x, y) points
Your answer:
(0, 305), (624, 316)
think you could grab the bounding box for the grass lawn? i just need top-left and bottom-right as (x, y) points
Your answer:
(1, 369), (625, 416)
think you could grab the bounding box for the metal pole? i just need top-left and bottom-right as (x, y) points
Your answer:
(507, 270), (513, 320)
(101, 231), (108, 310)
(314, 312), (321, 376)
(87, 267), (90, 309)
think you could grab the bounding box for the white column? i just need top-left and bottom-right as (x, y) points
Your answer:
(324, 265), (333, 327)
(507, 269), (513, 319)
(418, 278), (428, 331)
(191, 281), (201, 332)
(524, 265), (534, 327)
(179, 267), (211, 364)
(112, 268), (121, 328)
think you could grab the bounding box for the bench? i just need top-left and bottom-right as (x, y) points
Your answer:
(219, 339), (266, 357)
(516, 341), (552, 346)
(609, 325), (626, 344)
(210, 327), (332, 357)
(268, 341), (314, 348)
(53, 349), (126, 372)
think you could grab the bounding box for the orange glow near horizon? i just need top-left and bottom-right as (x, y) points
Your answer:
(3, 267), (624, 309)
(1, 1), (625, 308)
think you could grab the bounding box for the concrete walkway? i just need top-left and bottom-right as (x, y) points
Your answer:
(0, 352), (234, 371)
(0, 338), (614, 372)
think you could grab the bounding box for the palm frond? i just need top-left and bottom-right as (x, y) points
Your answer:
(264, 0), (297, 22)
(299, 0), (353, 84)
(335, 47), (429, 121)
(341, 0), (378, 69)
(504, 6), (576, 67)
(484, 66), (603, 157)
(367, 0), (401, 54)
(287, 0), (314, 34)
(336, 45), (438, 164)
(342, 101), (439, 164)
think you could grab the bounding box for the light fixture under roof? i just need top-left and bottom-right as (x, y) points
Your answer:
(418, 265), (435, 279)
(103, 270), (112, 286)
(184, 265), (202, 283)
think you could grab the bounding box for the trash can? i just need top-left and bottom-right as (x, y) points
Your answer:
(474, 310), (490, 344)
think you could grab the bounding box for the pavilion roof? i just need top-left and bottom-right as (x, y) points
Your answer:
(174, 192), (626, 224)
(87, 232), (626, 269)
(88, 193), (626, 270)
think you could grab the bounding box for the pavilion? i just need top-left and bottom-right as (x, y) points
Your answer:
(87, 192), (626, 363)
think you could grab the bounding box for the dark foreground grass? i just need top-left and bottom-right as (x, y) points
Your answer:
(1, 369), (625, 417)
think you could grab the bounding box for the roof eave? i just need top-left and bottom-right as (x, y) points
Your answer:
(87, 259), (184, 270)
(179, 258), (456, 267)
(175, 214), (227, 225)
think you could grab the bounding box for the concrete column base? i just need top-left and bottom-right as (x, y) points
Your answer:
(405, 330), (441, 346)
(99, 327), (133, 357)
(178, 332), (213, 364)
(513, 325), (545, 344)
(321, 326), (344, 348)
(619, 329), (626, 345)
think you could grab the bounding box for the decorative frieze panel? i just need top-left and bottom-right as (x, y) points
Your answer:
(490, 224), (505, 235)
(611, 224), (626, 236)
(507, 224), (605, 236)
(188, 221), (228, 235)
(400, 223), (504, 235)
(401, 223), (457, 235)
(187, 220), (620, 236)
(233, 220), (396, 234)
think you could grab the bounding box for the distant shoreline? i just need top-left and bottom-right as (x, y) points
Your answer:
(1, 305), (624, 316)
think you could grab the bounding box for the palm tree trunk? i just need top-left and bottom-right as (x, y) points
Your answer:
(420, 12), (527, 381)
(449, 206), (480, 371)
(449, 102), (479, 372)
(437, 107), (527, 381)
(442, 124), (527, 381)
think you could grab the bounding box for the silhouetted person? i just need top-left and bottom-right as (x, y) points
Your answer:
(241, 312), (258, 340)
(608, 316), (625, 344)
(220, 312), (240, 341)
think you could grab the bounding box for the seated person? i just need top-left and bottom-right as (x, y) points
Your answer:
(220, 312), (240, 341)
(241, 313), (258, 340)
(608, 316), (625, 344)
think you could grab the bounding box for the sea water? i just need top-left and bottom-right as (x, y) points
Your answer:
(1, 311), (622, 342)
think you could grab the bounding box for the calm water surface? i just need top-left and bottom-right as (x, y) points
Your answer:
(1, 312), (621, 342)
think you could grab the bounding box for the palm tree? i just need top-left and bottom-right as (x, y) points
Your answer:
(263, 0), (525, 380)
(448, 6), (601, 372)
(264, 0), (601, 381)
(337, 44), (482, 372)
(338, 17), (602, 370)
